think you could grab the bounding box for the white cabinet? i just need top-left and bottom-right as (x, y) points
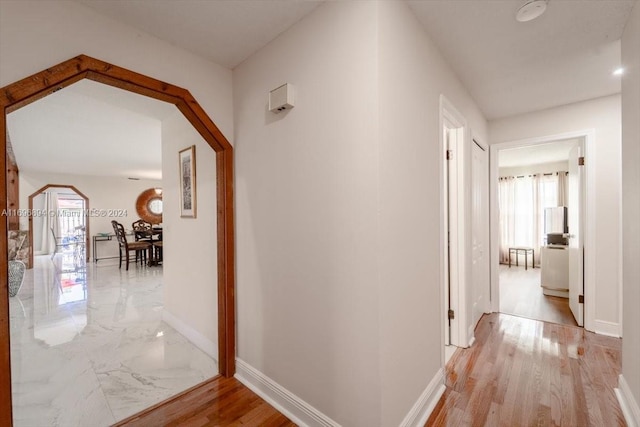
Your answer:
(540, 245), (569, 298)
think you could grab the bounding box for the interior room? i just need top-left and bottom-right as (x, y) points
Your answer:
(6, 80), (220, 426)
(1, 1), (639, 426)
(497, 139), (581, 326)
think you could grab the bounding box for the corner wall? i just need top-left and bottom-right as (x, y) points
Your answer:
(233, 1), (488, 425)
(621, 0), (640, 423)
(489, 94), (623, 336)
(377, 2), (487, 424)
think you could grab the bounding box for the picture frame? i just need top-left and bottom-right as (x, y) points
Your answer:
(179, 145), (197, 218)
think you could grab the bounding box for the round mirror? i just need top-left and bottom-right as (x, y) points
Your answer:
(136, 188), (163, 224)
(148, 199), (163, 215)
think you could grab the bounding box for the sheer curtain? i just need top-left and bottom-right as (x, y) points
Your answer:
(498, 172), (564, 266)
(38, 192), (60, 255)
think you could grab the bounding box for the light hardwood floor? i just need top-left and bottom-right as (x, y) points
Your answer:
(499, 264), (577, 326)
(426, 313), (624, 426)
(112, 312), (624, 426)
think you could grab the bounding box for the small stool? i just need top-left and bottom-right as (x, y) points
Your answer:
(508, 247), (534, 270)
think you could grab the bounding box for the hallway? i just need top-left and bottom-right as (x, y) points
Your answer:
(427, 313), (623, 426)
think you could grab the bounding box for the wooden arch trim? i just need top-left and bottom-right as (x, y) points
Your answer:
(0, 55), (235, 424)
(27, 184), (91, 266)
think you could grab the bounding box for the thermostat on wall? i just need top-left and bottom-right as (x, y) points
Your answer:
(269, 83), (294, 113)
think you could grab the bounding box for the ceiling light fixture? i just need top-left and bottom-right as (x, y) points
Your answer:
(516, 0), (548, 22)
(613, 67), (624, 76)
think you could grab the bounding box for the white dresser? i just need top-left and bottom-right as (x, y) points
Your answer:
(540, 245), (569, 298)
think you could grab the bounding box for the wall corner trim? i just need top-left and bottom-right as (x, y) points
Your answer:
(616, 374), (640, 427)
(162, 310), (218, 361)
(594, 319), (622, 338)
(399, 368), (446, 427)
(235, 358), (341, 427)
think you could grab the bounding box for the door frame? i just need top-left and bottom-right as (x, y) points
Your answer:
(0, 55), (236, 424)
(440, 95), (468, 350)
(489, 129), (595, 331)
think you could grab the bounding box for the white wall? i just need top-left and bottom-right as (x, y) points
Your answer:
(161, 111), (218, 360)
(621, 0), (640, 420)
(490, 95), (622, 335)
(0, 0), (233, 142)
(19, 171), (161, 260)
(376, 1), (487, 425)
(234, 1), (488, 425)
(234, 2), (381, 425)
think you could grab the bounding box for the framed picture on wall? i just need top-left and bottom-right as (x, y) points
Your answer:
(179, 145), (197, 218)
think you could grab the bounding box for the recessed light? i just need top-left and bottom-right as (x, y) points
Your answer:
(613, 68), (624, 76)
(516, 0), (548, 22)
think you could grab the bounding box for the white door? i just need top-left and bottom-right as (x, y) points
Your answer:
(568, 142), (584, 326)
(443, 122), (458, 345)
(471, 140), (490, 327)
(443, 123), (462, 347)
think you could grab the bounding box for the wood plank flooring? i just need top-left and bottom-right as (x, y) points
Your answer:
(114, 376), (296, 427)
(499, 265), (577, 326)
(426, 313), (624, 427)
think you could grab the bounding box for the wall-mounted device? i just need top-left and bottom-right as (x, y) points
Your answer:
(269, 83), (294, 113)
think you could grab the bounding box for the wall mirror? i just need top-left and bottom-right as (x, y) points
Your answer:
(136, 188), (163, 224)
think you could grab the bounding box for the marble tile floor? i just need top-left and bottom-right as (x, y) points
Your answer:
(9, 253), (218, 427)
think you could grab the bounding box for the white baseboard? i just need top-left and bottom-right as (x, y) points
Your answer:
(161, 310), (217, 360)
(399, 368), (446, 427)
(594, 319), (621, 338)
(616, 374), (640, 427)
(467, 336), (476, 348)
(235, 358), (340, 427)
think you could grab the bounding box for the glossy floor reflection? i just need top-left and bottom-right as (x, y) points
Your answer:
(9, 253), (218, 427)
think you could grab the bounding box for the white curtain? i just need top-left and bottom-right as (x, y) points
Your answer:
(557, 171), (569, 206)
(498, 173), (562, 266)
(498, 176), (517, 264)
(39, 192), (60, 255)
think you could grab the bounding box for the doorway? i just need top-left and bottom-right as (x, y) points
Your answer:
(490, 131), (594, 329)
(27, 184), (90, 267)
(0, 55), (235, 426)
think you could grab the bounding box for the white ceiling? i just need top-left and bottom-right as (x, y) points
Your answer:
(9, 1), (635, 177)
(7, 79), (176, 180)
(77, 0), (324, 69)
(498, 138), (579, 167)
(75, 0), (636, 120)
(407, 0), (635, 119)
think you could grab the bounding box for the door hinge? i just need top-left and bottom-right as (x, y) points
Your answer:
(578, 156), (585, 166)
(579, 294), (584, 304)
(446, 150), (453, 160)
(448, 309), (455, 320)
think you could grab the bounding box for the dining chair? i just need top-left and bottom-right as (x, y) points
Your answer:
(132, 219), (153, 263)
(111, 221), (151, 271)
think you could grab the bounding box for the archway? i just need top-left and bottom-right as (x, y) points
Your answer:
(0, 55), (235, 423)
(27, 184), (90, 266)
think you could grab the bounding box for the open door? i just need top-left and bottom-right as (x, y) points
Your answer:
(471, 139), (490, 328)
(568, 142), (584, 326)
